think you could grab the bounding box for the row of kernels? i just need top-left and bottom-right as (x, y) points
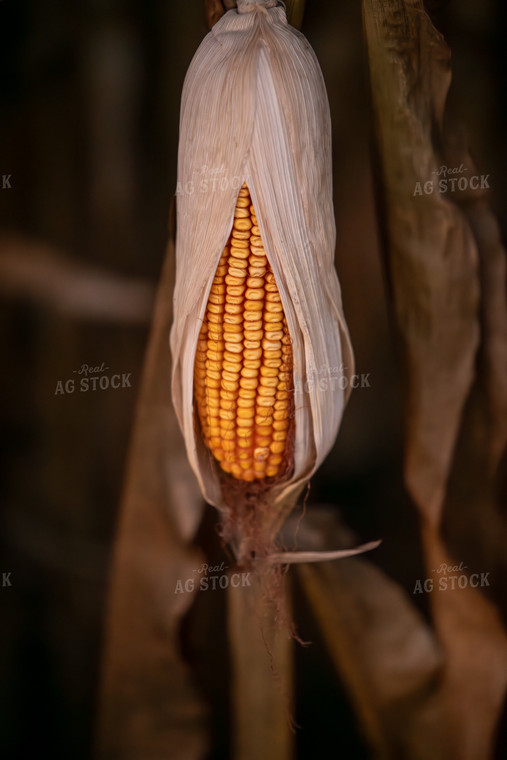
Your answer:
(200, 256), (226, 451)
(218, 248), (239, 461)
(241, 215), (268, 478)
(268, 323), (293, 463)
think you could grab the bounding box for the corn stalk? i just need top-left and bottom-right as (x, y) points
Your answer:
(205, 0), (306, 29)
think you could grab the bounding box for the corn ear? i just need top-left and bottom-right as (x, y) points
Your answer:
(171, 0), (354, 558)
(193, 183), (295, 484)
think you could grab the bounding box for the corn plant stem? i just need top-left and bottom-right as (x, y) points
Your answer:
(227, 570), (294, 760)
(206, 1), (306, 31)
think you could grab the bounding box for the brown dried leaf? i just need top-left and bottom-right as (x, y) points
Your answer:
(437, 138), (507, 612)
(363, 2), (507, 757)
(95, 240), (208, 759)
(441, 131), (507, 467)
(205, 0), (226, 29)
(465, 202), (507, 464)
(422, 524), (507, 760)
(298, 552), (448, 760)
(284, 0), (306, 29)
(362, 0), (480, 527)
(0, 235), (154, 324)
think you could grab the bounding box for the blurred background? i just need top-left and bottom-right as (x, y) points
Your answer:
(0, 1), (505, 758)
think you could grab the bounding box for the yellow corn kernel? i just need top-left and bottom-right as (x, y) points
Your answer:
(193, 184), (294, 481)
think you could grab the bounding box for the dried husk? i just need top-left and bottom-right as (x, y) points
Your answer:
(170, 0), (354, 553)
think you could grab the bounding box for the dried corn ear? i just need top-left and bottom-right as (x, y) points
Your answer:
(171, 0), (354, 559)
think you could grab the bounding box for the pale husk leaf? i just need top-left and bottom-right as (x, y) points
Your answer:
(170, 3), (353, 523)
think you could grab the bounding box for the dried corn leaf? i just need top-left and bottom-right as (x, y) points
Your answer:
(437, 138), (507, 609)
(0, 235), (154, 324)
(96, 240), (208, 760)
(283, 0), (306, 30)
(205, 0), (228, 29)
(298, 551), (447, 760)
(440, 134), (507, 467)
(362, 0), (480, 527)
(421, 524), (507, 760)
(362, 1), (507, 758)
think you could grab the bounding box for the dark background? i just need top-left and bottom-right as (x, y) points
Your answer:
(0, 1), (505, 758)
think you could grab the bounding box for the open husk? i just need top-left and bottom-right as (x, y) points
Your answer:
(170, 0), (356, 561)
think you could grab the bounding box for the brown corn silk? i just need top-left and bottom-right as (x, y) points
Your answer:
(193, 185), (294, 483)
